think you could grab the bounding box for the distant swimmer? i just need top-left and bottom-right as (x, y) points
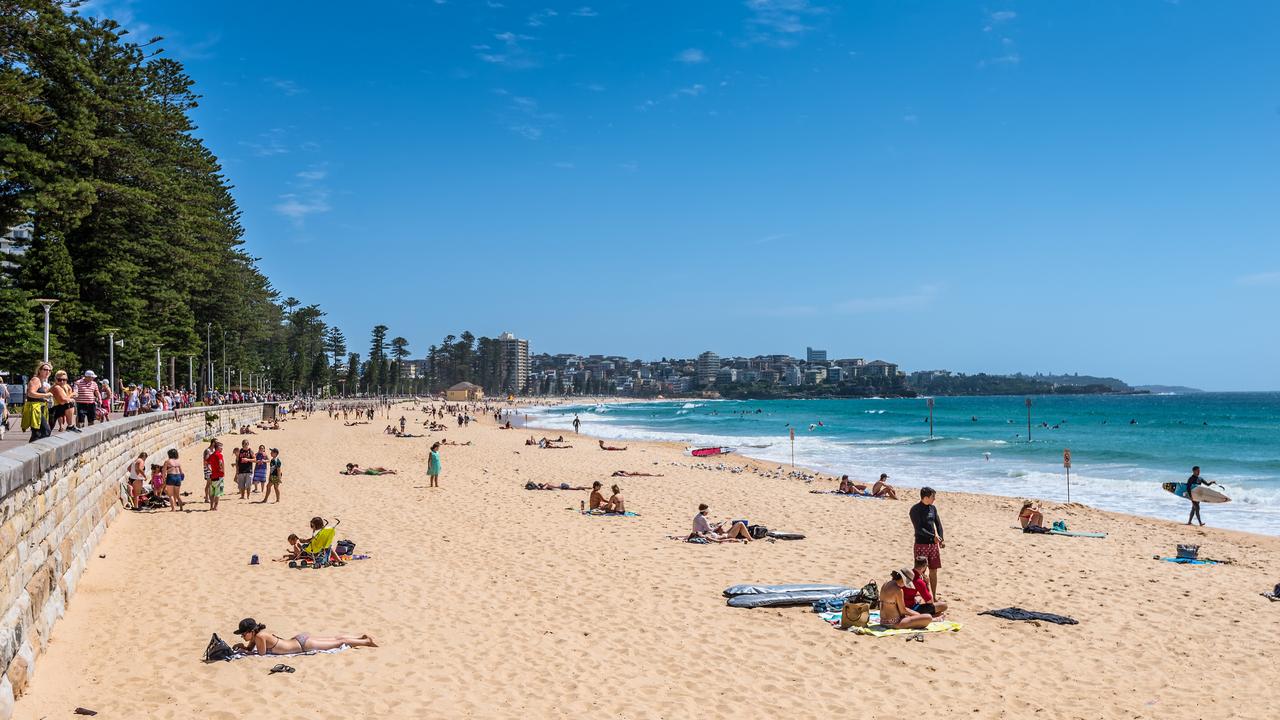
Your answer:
(971, 416), (978, 422)
(1129, 419), (1137, 425)
(983, 452), (991, 461)
(808, 423), (817, 431)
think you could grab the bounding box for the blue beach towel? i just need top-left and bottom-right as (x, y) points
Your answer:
(808, 491), (882, 499)
(570, 508), (640, 517)
(1160, 557), (1218, 565)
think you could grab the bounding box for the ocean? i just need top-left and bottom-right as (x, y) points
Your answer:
(523, 393), (1280, 535)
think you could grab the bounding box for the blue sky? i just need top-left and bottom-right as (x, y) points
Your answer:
(82, 1), (1279, 390)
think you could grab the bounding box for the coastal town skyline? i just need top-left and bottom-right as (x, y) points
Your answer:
(59, 0), (1280, 392)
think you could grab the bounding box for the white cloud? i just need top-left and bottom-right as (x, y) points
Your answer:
(527, 8), (558, 27)
(296, 168), (327, 181)
(676, 83), (706, 97)
(477, 31), (538, 68)
(584, 82), (606, 92)
(903, 114), (918, 124)
(676, 48), (707, 64)
(990, 10), (1016, 21)
(744, 0), (827, 47)
(264, 77), (304, 96)
(240, 128), (291, 157)
(571, 6), (598, 17)
(1238, 271), (1280, 287)
(501, 94), (558, 140)
(274, 190), (330, 225)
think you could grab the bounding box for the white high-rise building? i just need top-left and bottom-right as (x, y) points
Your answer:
(498, 332), (530, 394)
(696, 351), (720, 387)
(1, 224), (31, 271)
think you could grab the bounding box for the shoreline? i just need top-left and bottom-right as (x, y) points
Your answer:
(520, 409), (1280, 545)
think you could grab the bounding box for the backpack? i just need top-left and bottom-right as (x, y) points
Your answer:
(204, 633), (235, 662)
(748, 525), (769, 540)
(336, 539), (356, 556)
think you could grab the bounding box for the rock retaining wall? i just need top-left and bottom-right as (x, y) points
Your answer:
(0, 404), (264, 718)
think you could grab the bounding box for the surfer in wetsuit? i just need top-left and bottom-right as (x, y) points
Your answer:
(1185, 465), (1220, 527)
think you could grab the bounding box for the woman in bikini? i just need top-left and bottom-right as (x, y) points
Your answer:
(161, 448), (185, 511)
(127, 451), (149, 509)
(232, 618), (377, 654)
(1018, 501), (1045, 529)
(344, 463), (397, 475)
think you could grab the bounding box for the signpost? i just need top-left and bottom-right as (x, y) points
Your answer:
(927, 397), (934, 439)
(1063, 448), (1072, 503)
(789, 427), (796, 468)
(1025, 397), (1033, 443)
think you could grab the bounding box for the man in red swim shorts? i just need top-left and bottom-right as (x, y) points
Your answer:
(909, 486), (944, 596)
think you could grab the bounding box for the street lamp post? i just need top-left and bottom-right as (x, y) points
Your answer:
(206, 322), (212, 394)
(104, 327), (120, 393)
(188, 355), (194, 392)
(221, 329), (227, 391)
(154, 345), (163, 392)
(31, 298), (59, 362)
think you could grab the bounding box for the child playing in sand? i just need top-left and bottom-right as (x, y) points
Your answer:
(275, 534), (305, 562)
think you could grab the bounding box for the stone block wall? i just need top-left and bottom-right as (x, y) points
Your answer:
(0, 404), (264, 718)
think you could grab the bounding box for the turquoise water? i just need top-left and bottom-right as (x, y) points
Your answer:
(525, 393), (1280, 535)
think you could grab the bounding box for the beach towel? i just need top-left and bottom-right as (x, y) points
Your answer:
(1160, 557), (1218, 565)
(979, 607), (1078, 625)
(1050, 530), (1107, 539)
(809, 490), (882, 499)
(229, 646), (350, 661)
(1261, 592), (1278, 602)
(818, 611), (961, 637)
(573, 508), (639, 517)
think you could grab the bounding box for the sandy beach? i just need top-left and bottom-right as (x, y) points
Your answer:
(12, 401), (1280, 720)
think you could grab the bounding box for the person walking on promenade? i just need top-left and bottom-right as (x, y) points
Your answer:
(23, 362), (54, 441)
(909, 487), (945, 597)
(73, 369), (101, 428)
(427, 442), (442, 488)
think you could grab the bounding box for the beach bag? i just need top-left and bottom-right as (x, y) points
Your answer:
(853, 581), (879, 606)
(336, 540), (356, 556)
(748, 525), (770, 540)
(204, 633), (235, 662)
(1176, 544), (1200, 560)
(1024, 524), (1050, 534)
(840, 602), (870, 630)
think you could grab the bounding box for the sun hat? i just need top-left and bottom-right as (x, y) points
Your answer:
(84, 370), (96, 378)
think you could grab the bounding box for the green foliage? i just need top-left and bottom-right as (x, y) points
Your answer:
(0, 2), (342, 392)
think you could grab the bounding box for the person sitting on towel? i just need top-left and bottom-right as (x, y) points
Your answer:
(1018, 501), (1046, 530)
(601, 484), (625, 513)
(838, 475), (868, 495)
(879, 569), (935, 629)
(902, 557), (948, 616)
(690, 503), (752, 543)
(588, 481), (609, 510)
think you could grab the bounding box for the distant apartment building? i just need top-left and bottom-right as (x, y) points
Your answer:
(400, 359), (427, 379)
(862, 360), (899, 378)
(803, 367), (827, 385)
(1, 224), (31, 271)
(806, 347), (827, 364)
(783, 365), (803, 386)
(498, 331), (530, 394)
(826, 366), (845, 383)
(696, 351), (719, 386)
(716, 367), (738, 385)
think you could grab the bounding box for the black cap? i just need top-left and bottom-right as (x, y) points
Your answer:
(234, 618), (259, 635)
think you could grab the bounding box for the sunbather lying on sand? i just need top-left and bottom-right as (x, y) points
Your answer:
(598, 440), (628, 451)
(439, 438), (471, 446)
(539, 437), (571, 449)
(612, 470), (664, 477)
(343, 463), (397, 475)
(525, 481), (590, 491)
(232, 618), (377, 655)
(690, 503), (752, 542)
(878, 570), (936, 629)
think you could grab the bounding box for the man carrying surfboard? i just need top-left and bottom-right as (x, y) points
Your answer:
(1186, 466), (1221, 527)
